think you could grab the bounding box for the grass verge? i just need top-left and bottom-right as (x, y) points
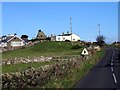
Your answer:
(42, 49), (105, 88)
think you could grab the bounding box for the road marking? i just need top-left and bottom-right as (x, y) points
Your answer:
(111, 62), (113, 66)
(112, 50), (115, 56)
(111, 67), (113, 72)
(111, 59), (113, 62)
(111, 50), (115, 62)
(112, 73), (117, 84)
(111, 50), (118, 84)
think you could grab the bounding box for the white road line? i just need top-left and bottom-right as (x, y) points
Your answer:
(111, 59), (113, 62)
(111, 67), (113, 72)
(111, 50), (115, 60)
(111, 62), (113, 66)
(113, 51), (115, 56)
(111, 50), (118, 84)
(112, 73), (117, 84)
(112, 50), (115, 55)
(111, 50), (114, 66)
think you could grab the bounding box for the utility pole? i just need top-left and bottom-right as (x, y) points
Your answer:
(70, 17), (72, 41)
(98, 24), (100, 36)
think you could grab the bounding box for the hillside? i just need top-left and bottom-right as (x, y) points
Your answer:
(2, 41), (83, 59)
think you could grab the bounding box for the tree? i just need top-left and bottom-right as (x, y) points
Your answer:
(96, 35), (105, 46)
(21, 35), (28, 39)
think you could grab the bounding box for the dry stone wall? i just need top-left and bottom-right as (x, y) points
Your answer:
(2, 57), (82, 89)
(2, 56), (53, 65)
(1, 48), (98, 89)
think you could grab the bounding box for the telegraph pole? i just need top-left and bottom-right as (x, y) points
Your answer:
(70, 17), (72, 41)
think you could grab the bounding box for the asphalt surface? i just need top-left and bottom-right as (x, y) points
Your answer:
(74, 47), (120, 89)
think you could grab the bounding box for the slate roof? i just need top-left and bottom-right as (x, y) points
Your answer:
(58, 34), (72, 36)
(6, 36), (13, 42)
(0, 35), (25, 44)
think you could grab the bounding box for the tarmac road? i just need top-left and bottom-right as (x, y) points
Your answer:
(74, 47), (120, 89)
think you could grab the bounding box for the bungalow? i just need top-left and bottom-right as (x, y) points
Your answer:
(56, 33), (80, 41)
(0, 34), (25, 50)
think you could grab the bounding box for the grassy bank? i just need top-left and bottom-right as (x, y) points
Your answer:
(2, 41), (105, 88)
(2, 41), (83, 74)
(42, 49), (105, 88)
(2, 42), (83, 59)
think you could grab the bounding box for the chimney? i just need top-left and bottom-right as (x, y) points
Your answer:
(39, 30), (41, 32)
(14, 33), (17, 36)
(67, 31), (69, 34)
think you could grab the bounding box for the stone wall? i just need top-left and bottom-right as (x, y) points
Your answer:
(2, 56), (53, 65)
(1, 48), (98, 89)
(2, 57), (82, 89)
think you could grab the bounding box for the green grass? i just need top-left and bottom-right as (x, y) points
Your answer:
(2, 61), (57, 74)
(2, 42), (83, 59)
(2, 41), (84, 74)
(42, 49), (105, 88)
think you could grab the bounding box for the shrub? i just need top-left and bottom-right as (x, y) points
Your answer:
(71, 45), (82, 49)
(96, 35), (105, 47)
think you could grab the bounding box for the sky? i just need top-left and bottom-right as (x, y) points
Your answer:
(2, 2), (118, 43)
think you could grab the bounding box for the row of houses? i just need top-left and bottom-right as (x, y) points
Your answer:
(37, 30), (80, 42)
(0, 30), (80, 51)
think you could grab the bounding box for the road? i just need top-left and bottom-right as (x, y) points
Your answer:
(74, 47), (120, 89)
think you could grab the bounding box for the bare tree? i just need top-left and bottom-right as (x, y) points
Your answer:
(96, 35), (105, 46)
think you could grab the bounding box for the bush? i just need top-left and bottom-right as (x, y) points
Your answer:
(71, 45), (82, 49)
(96, 35), (105, 47)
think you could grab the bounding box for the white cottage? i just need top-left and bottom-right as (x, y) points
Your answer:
(56, 33), (80, 41)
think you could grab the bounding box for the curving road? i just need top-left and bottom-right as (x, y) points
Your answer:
(74, 47), (120, 89)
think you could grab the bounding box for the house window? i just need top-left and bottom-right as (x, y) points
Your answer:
(41, 35), (42, 37)
(58, 38), (60, 41)
(11, 41), (23, 47)
(73, 38), (75, 41)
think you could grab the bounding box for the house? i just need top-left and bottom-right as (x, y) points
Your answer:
(51, 34), (56, 41)
(56, 33), (80, 41)
(36, 30), (46, 40)
(0, 34), (25, 50)
(46, 34), (56, 41)
(0, 36), (7, 48)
